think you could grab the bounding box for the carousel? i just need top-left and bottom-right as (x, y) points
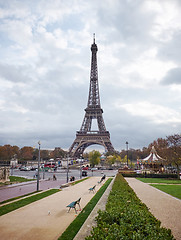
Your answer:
(139, 146), (165, 173)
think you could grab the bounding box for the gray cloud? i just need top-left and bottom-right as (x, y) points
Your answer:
(157, 31), (181, 64)
(0, 63), (33, 83)
(96, 0), (156, 49)
(161, 67), (181, 85)
(0, 0), (181, 151)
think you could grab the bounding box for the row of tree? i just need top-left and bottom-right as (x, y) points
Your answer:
(88, 134), (181, 178)
(0, 145), (66, 161)
(0, 134), (180, 173)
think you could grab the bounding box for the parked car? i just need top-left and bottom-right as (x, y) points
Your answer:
(82, 167), (89, 170)
(44, 162), (56, 168)
(20, 166), (31, 171)
(91, 167), (98, 171)
(30, 166), (37, 171)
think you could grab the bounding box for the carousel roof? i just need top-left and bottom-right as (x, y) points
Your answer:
(141, 146), (165, 163)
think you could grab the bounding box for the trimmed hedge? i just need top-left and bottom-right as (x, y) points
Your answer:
(86, 174), (175, 240)
(122, 173), (177, 179)
(58, 178), (112, 240)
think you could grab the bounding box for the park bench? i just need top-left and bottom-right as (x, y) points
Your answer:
(101, 174), (106, 181)
(66, 198), (81, 213)
(89, 185), (96, 193)
(98, 175), (106, 184)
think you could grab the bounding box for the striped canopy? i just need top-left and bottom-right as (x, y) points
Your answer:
(141, 146), (165, 163)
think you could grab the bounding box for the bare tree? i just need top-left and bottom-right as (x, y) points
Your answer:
(166, 134), (181, 178)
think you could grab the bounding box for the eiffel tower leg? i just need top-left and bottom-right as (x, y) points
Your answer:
(69, 132), (114, 157)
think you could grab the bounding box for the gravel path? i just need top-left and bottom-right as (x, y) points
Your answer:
(1, 176), (180, 240)
(74, 176), (115, 240)
(125, 178), (181, 240)
(0, 177), (102, 240)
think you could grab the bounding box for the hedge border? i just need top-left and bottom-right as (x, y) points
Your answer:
(86, 174), (174, 240)
(58, 178), (112, 240)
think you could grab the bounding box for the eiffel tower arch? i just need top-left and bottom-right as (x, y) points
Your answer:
(69, 35), (115, 157)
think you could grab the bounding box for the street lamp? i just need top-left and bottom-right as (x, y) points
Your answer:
(42, 162), (45, 179)
(126, 141), (128, 167)
(37, 141), (41, 191)
(66, 154), (69, 183)
(80, 154), (82, 179)
(11, 164), (13, 176)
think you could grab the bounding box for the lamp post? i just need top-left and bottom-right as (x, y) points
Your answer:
(126, 141), (128, 167)
(80, 154), (82, 179)
(11, 164), (13, 176)
(43, 162), (45, 179)
(37, 141), (41, 191)
(66, 154), (69, 183)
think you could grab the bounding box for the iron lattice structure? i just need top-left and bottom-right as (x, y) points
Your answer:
(69, 36), (115, 157)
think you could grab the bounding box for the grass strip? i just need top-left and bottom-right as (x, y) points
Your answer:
(137, 178), (181, 184)
(86, 174), (174, 240)
(71, 177), (89, 185)
(151, 184), (181, 199)
(0, 176), (34, 186)
(0, 191), (42, 205)
(58, 178), (112, 240)
(9, 176), (34, 182)
(0, 189), (60, 216)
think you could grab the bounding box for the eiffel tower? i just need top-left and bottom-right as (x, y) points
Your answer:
(69, 35), (115, 157)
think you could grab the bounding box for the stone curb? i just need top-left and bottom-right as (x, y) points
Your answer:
(74, 176), (115, 240)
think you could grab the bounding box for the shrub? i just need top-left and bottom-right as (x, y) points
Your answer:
(122, 173), (177, 179)
(59, 178), (112, 240)
(86, 174), (174, 240)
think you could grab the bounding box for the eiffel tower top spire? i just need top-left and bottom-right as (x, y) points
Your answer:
(79, 36), (106, 133)
(87, 33), (100, 108)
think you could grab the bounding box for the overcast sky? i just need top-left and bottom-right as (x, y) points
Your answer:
(0, 0), (181, 152)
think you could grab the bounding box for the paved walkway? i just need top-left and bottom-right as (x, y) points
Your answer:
(74, 176), (115, 240)
(0, 179), (65, 202)
(1, 177), (180, 240)
(125, 178), (181, 240)
(0, 177), (102, 240)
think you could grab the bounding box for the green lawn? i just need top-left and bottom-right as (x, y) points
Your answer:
(137, 177), (181, 184)
(150, 184), (181, 199)
(10, 176), (34, 182)
(0, 176), (34, 186)
(71, 177), (89, 185)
